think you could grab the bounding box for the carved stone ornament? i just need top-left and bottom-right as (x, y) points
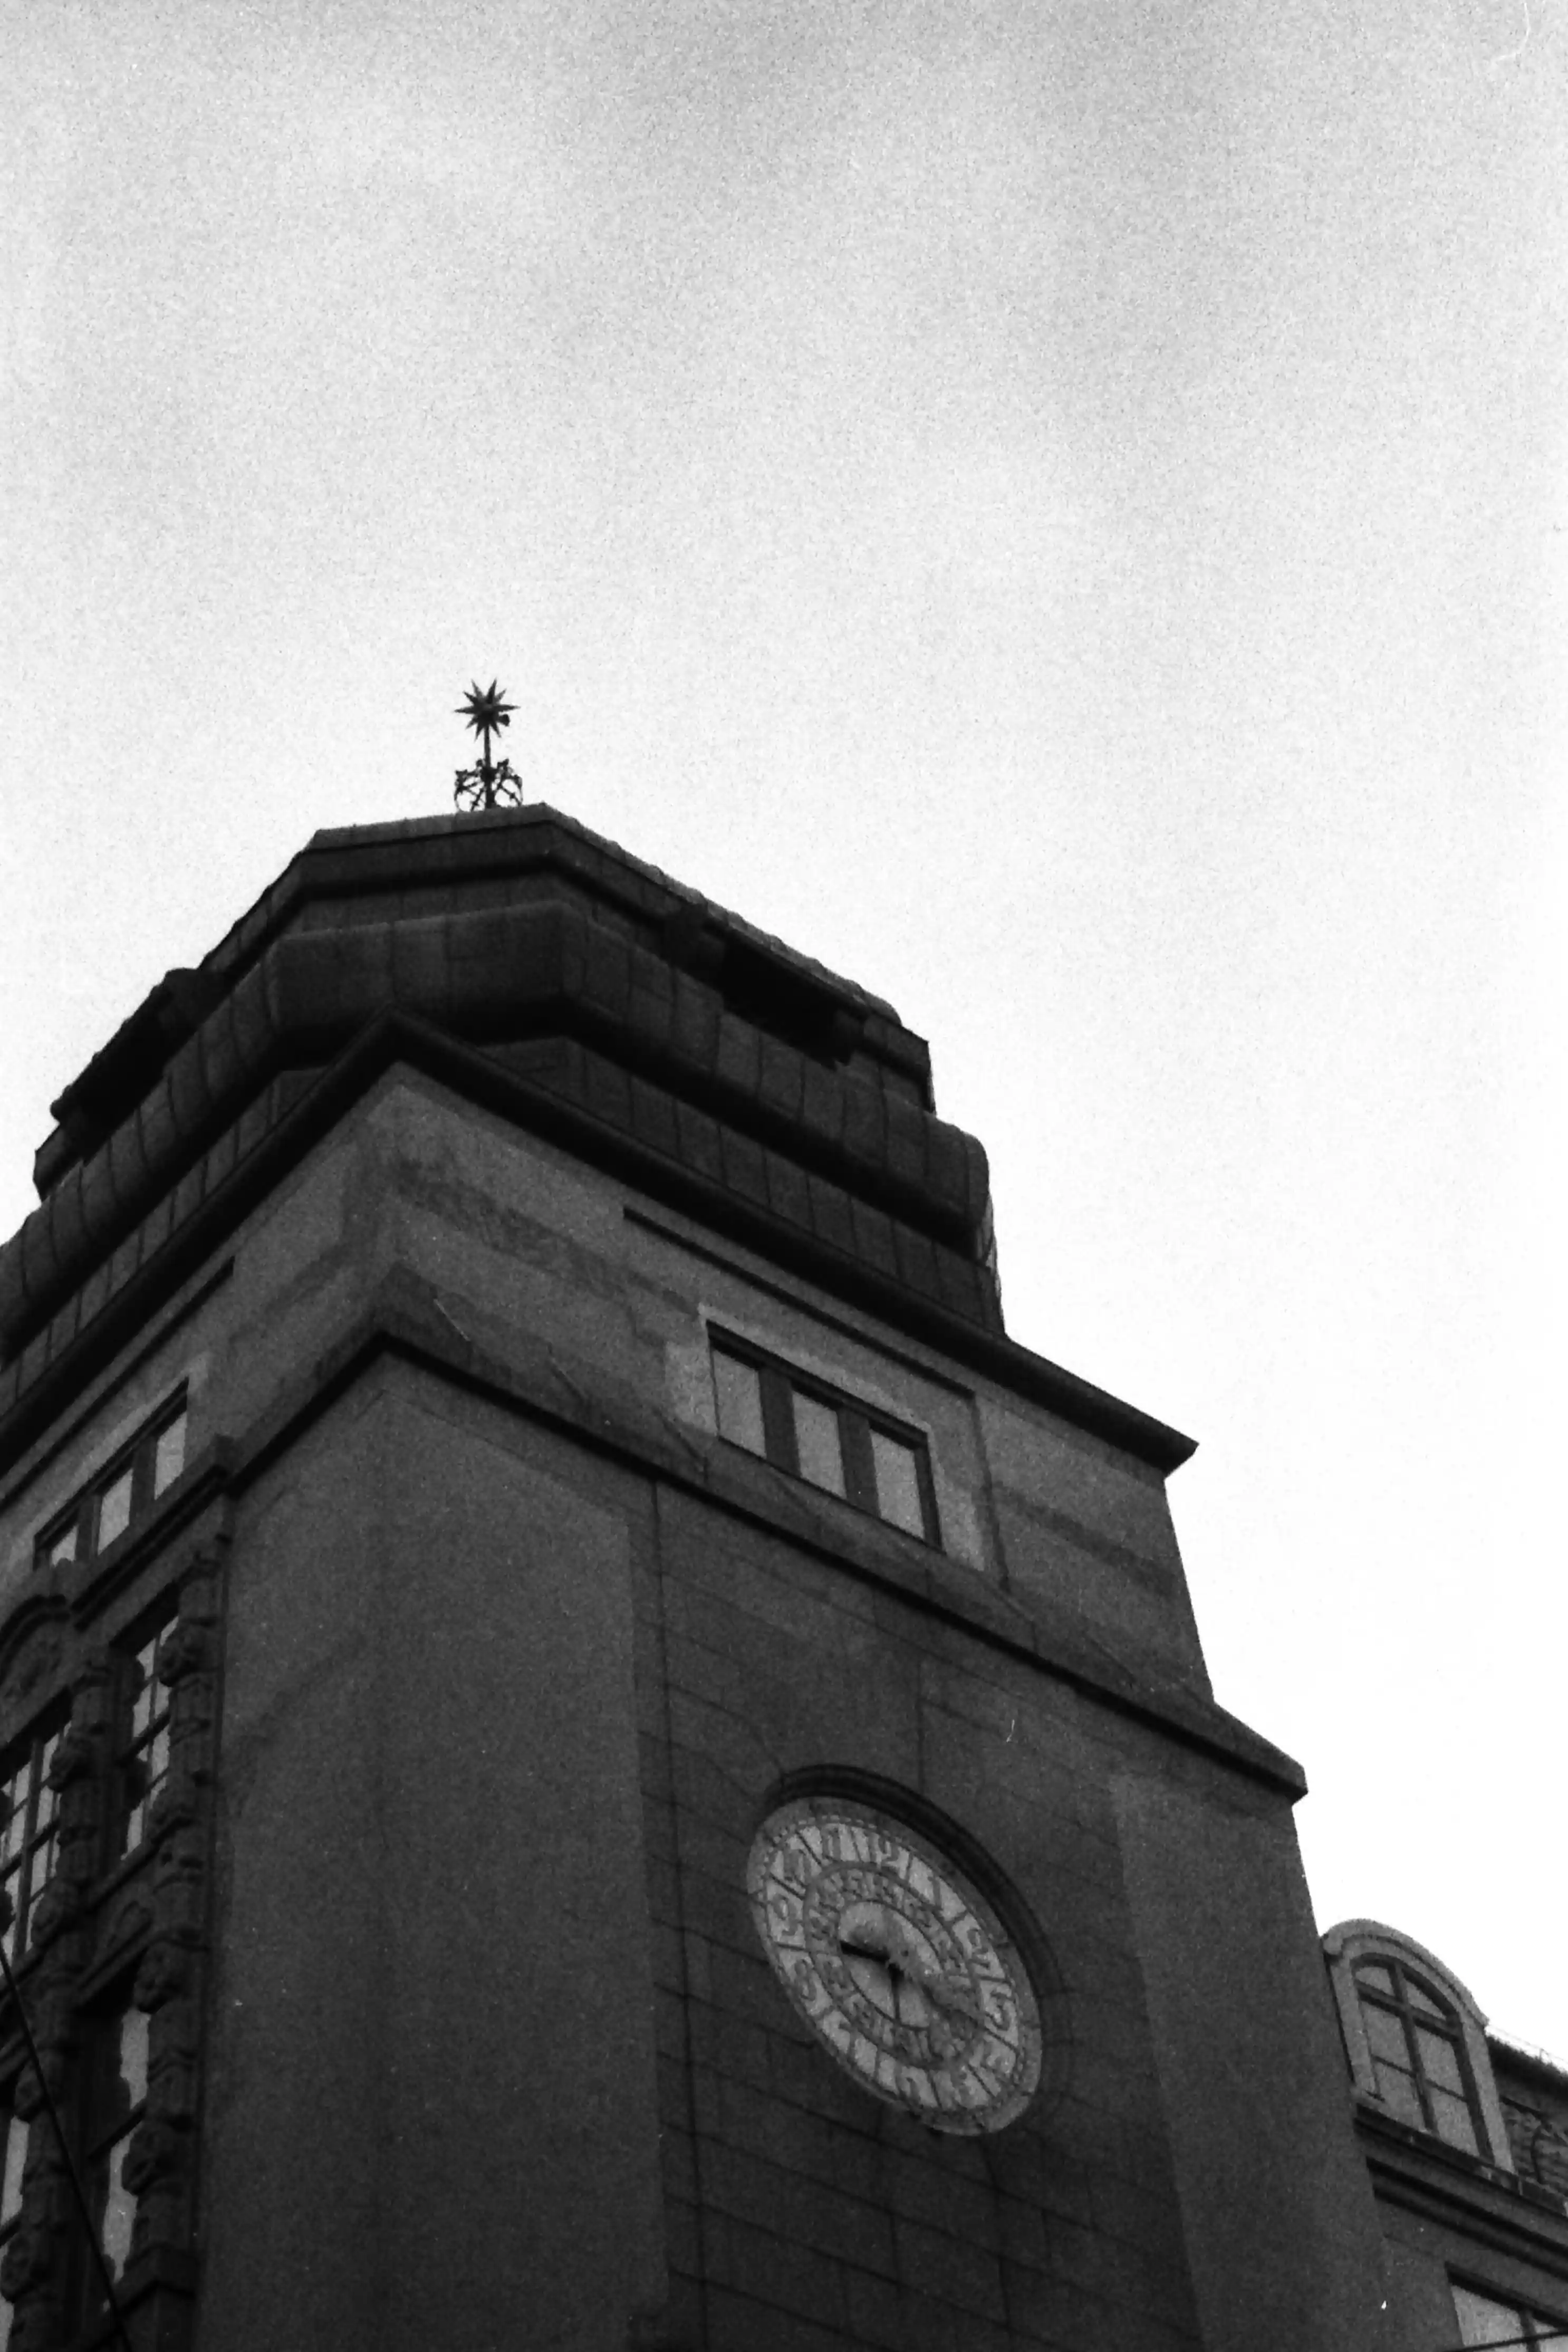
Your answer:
(146, 1774), (201, 1845)
(43, 1724), (99, 1790)
(122, 2120), (184, 2197)
(133, 1938), (190, 2012)
(0, 1626), (64, 1716)
(23, 1875), (83, 1948)
(103, 1891), (156, 1957)
(157, 1617), (210, 1687)
(0, 2223), (54, 2298)
(0, 1557), (225, 2352)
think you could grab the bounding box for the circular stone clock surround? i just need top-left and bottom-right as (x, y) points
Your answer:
(747, 1790), (1045, 2135)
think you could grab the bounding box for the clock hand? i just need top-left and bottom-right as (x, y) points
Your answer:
(840, 1914), (975, 2034)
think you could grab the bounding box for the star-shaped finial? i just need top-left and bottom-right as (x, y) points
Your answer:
(453, 678), (526, 812)
(457, 680), (515, 743)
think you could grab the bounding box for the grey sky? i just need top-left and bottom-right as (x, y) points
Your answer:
(4, 1), (1565, 2050)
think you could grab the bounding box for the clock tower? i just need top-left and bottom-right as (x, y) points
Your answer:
(0, 804), (1385, 2350)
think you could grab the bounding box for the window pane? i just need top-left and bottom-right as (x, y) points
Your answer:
(792, 1393), (845, 1496)
(100, 2131), (137, 2281)
(118, 2011), (150, 2111)
(870, 1429), (925, 1536)
(1430, 2086), (1480, 2154)
(98, 1467), (134, 1550)
(1404, 1974), (1445, 2018)
(131, 1644), (157, 1739)
(45, 1521), (78, 1569)
(1415, 2025), (1465, 2096)
(713, 1354), (766, 1455)
(1454, 2288), (1527, 2347)
(1, 1766), (27, 1863)
(145, 1723), (171, 1818)
(1362, 2002), (1409, 2066)
(1, 2118), (27, 2228)
(1373, 2060), (1424, 2127)
(1355, 1962), (1393, 1994)
(35, 1736), (60, 1830)
(22, 1840), (55, 1947)
(152, 1412), (187, 1496)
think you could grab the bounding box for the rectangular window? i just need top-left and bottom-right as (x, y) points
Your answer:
(709, 1333), (939, 1545)
(0, 2085), (30, 2352)
(0, 1720), (64, 1966)
(35, 1395), (188, 1579)
(70, 1996), (149, 2328)
(1454, 2286), (1568, 2348)
(114, 1612), (177, 1860)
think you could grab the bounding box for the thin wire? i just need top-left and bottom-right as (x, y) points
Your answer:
(0, 1929), (137, 2352)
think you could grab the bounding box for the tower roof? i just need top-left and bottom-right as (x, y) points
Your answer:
(0, 805), (1194, 1478)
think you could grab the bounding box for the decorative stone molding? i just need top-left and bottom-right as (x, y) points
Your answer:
(0, 1543), (224, 2350)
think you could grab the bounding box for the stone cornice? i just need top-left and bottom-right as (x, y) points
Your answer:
(1355, 2103), (1568, 2264)
(0, 1019), (1194, 1480)
(6, 845), (995, 1366)
(215, 1265), (1281, 1796)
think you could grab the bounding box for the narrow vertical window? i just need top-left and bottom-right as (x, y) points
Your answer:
(151, 1408), (187, 1498)
(712, 1352), (766, 1455)
(791, 1392), (846, 1497)
(0, 2094), (28, 2352)
(117, 1615), (175, 1859)
(41, 1516), (81, 1570)
(78, 2000), (150, 2317)
(95, 1464), (136, 1553)
(0, 1725), (62, 1964)
(869, 1428), (926, 1538)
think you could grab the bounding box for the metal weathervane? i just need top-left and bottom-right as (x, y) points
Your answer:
(454, 680), (525, 811)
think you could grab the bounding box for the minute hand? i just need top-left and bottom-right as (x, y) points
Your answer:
(909, 1956), (979, 2023)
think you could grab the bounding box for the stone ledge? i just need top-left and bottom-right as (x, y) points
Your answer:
(217, 1264), (1296, 1800)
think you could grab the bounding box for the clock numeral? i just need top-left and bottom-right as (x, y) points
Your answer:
(905, 1858), (936, 1906)
(775, 1840), (812, 1888)
(767, 1888), (803, 1941)
(789, 1956), (829, 2013)
(982, 1988), (1016, 2037)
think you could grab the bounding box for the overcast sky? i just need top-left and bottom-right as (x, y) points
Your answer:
(4, 2), (1565, 2055)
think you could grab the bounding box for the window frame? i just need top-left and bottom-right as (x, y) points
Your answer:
(0, 2074), (30, 2352)
(0, 1712), (68, 1970)
(708, 1330), (940, 1546)
(1354, 1953), (1487, 2152)
(111, 1607), (178, 1864)
(67, 1985), (151, 2332)
(34, 1393), (188, 1579)
(1451, 2279), (1568, 2348)
(1323, 1919), (1512, 2169)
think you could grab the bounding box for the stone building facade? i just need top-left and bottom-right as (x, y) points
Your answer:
(0, 802), (1521, 2350)
(1322, 1919), (1568, 2348)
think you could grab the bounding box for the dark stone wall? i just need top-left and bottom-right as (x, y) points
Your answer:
(0, 1059), (1375, 2352)
(200, 1369), (667, 2351)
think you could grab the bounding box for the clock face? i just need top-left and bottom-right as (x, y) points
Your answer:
(747, 1795), (1043, 2134)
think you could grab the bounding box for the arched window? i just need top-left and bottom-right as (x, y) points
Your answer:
(1353, 1955), (1484, 2153)
(1322, 1921), (1511, 2169)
